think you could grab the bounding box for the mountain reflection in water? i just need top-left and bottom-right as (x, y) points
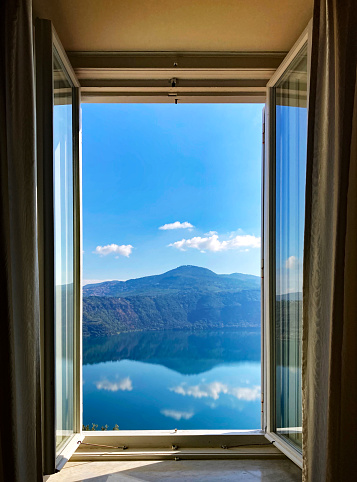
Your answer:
(83, 328), (261, 430)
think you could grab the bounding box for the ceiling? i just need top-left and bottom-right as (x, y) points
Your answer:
(33, 0), (313, 53)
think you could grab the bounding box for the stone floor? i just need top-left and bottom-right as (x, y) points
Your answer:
(45, 459), (302, 481)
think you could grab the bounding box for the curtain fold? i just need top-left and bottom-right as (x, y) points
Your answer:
(0, 1), (43, 481)
(302, 0), (357, 480)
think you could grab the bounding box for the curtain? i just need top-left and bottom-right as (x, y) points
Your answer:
(0, 1), (43, 481)
(302, 0), (357, 481)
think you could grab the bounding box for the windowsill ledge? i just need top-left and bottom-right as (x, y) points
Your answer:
(71, 430), (284, 461)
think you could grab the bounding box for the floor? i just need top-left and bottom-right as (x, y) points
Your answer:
(45, 459), (302, 481)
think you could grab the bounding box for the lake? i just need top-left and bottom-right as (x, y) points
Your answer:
(83, 328), (261, 430)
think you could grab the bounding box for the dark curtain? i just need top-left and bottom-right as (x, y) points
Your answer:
(0, 0), (43, 481)
(302, 0), (357, 480)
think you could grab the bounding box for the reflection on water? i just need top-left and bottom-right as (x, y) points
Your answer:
(83, 328), (261, 430)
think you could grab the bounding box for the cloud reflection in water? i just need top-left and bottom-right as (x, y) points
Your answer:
(170, 381), (260, 401)
(161, 409), (195, 421)
(95, 376), (133, 392)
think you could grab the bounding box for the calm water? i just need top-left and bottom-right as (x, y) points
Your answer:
(83, 329), (261, 430)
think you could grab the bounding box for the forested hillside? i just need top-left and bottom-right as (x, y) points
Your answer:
(83, 266), (261, 337)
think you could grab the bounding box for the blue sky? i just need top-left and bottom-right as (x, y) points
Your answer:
(82, 103), (263, 283)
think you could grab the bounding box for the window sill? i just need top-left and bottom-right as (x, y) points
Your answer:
(71, 430), (284, 461)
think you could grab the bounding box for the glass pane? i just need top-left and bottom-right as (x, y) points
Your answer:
(53, 48), (75, 450)
(274, 44), (308, 450)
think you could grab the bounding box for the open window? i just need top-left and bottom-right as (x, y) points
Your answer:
(263, 24), (311, 467)
(35, 19), (82, 472)
(35, 16), (310, 472)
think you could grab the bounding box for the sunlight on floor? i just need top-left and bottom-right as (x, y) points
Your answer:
(45, 459), (301, 481)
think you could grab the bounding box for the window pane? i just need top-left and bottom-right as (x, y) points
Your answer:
(274, 44), (308, 450)
(53, 49), (75, 450)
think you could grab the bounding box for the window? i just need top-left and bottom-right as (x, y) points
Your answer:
(53, 47), (75, 450)
(264, 26), (310, 466)
(35, 18), (311, 470)
(274, 44), (307, 450)
(36, 21), (82, 472)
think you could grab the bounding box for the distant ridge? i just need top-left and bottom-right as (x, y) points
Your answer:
(83, 266), (261, 337)
(276, 292), (302, 301)
(83, 265), (260, 297)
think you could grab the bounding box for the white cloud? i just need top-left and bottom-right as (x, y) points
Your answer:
(95, 377), (133, 392)
(169, 233), (260, 253)
(159, 221), (194, 230)
(161, 409), (194, 421)
(285, 256), (299, 269)
(170, 382), (260, 402)
(204, 230), (218, 236)
(93, 244), (133, 258)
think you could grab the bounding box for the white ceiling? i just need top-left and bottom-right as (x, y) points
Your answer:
(33, 0), (313, 52)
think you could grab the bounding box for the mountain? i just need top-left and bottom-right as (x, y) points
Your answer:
(83, 265), (261, 297)
(276, 291), (302, 301)
(83, 266), (261, 337)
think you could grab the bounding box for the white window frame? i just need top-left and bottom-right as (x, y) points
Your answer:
(36, 18), (312, 469)
(35, 19), (83, 473)
(77, 63), (271, 459)
(263, 21), (312, 468)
